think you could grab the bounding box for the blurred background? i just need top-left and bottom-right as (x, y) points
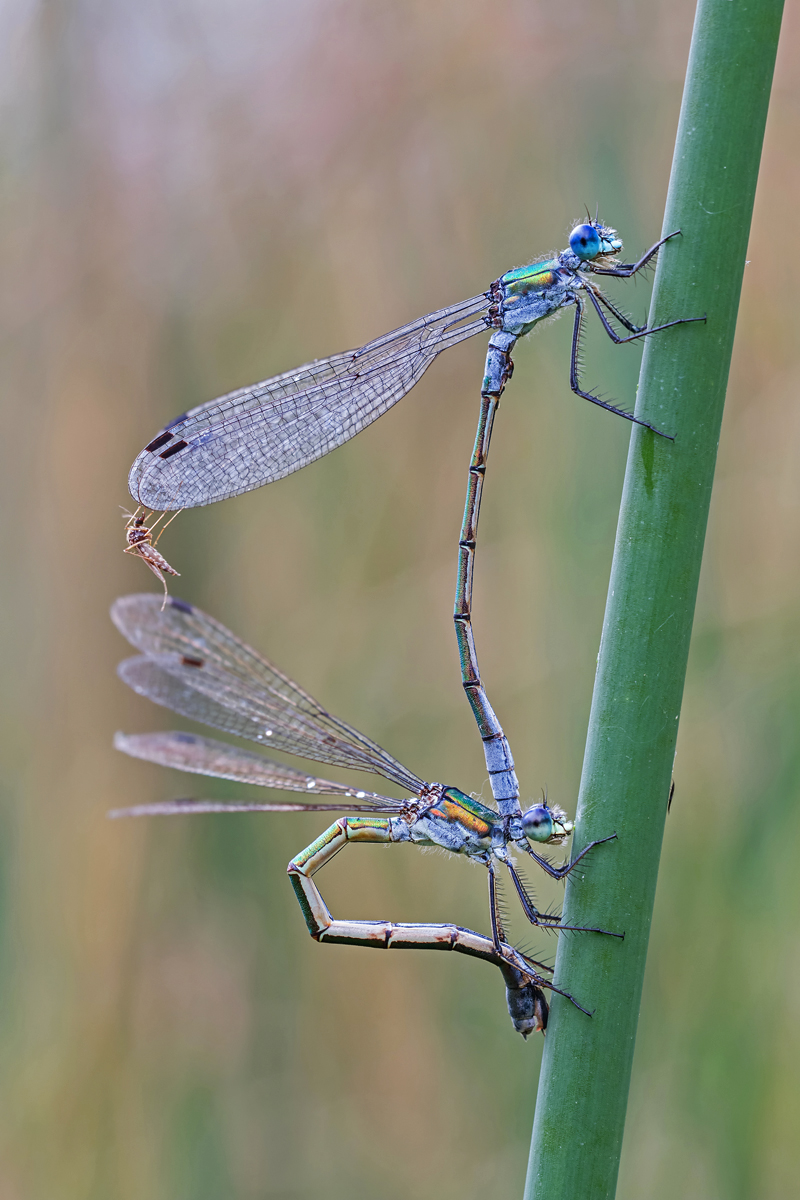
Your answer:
(0, 1), (798, 1197)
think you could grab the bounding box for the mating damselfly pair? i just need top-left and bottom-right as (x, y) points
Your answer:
(116, 218), (703, 1032)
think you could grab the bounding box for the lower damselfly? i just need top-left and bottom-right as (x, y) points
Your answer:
(111, 593), (622, 1036)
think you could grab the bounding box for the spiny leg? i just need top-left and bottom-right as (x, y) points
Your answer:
(538, 979), (593, 1019)
(501, 857), (568, 930)
(504, 858), (623, 938)
(520, 832), (619, 882)
(590, 286), (647, 335)
(569, 300), (673, 439)
(507, 964), (595, 1033)
(488, 863), (553, 975)
(453, 330), (521, 820)
(589, 230), (681, 278)
(488, 858), (504, 950)
(584, 284), (706, 346)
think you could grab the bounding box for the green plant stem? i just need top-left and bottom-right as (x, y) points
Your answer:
(524, 1), (784, 1196)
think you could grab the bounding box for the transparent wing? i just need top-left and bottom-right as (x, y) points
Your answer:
(128, 295), (489, 510)
(110, 798), (385, 819)
(112, 594), (425, 795)
(114, 730), (405, 811)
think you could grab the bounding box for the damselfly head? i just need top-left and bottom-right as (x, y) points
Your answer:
(521, 801), (573, 845)
(568, 220), (622, 262)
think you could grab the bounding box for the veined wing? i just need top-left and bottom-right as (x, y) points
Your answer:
(129, 294), (490, 510)
(112, 594), (425, 794)
(117, 656), (425, 792)
(111, 798), (394, 819)
(113, 730), (405, 814)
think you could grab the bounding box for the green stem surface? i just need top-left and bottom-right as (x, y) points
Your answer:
(525, 1), (784, 1196)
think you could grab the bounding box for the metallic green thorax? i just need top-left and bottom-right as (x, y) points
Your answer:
(500, 259), (560, 292)
(426, 787), (499, 839)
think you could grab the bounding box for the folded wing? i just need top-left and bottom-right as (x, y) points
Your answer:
(113, 729), (405, 817)
(112, 594), (426, 795)
(129, 296), (489, 510)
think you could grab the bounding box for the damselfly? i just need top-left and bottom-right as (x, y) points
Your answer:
(110, 593), (622, 1036)
(122, 507), (182, 608)
(126, 221), (703, 806)
(128, 220), (703, 513)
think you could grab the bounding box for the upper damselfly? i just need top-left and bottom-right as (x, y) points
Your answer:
(128, 220), (704, 512)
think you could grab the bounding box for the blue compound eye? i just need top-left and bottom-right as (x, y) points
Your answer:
(522, 804), (554, 843)
(569, 223), (601, 261)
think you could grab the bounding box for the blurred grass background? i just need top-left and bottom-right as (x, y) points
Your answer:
(0, 1), (797, 1197)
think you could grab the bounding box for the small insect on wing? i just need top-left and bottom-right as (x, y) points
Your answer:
(122, 508), (182, 608)
(139, 545), (180, 579)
